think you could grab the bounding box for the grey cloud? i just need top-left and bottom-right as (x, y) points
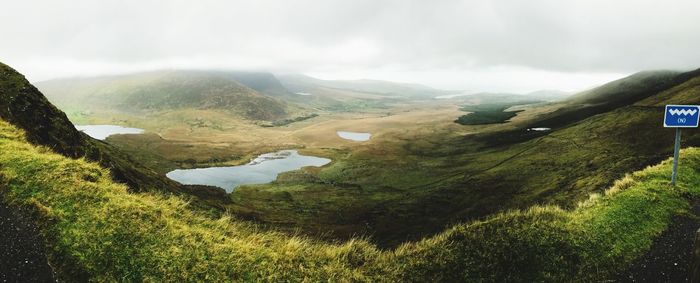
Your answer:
(0, 0), (698, 91)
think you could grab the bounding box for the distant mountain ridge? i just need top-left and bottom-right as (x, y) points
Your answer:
(37, 70), (289, 121)
(439, 90), (571, 102)
(277, 74), (453, 98)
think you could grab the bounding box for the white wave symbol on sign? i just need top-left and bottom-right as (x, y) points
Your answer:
(669, 108), (698, 116)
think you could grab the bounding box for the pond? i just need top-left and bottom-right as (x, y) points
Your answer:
(166, 150), (331, 192)
(337, 131), (371, 141)
(75, 125), (144, 140)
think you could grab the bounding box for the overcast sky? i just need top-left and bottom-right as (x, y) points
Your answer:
(1, 0), (699, 93)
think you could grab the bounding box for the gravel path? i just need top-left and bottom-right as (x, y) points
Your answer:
(0, 198), (55, 282)
(615, 200), (700, 282)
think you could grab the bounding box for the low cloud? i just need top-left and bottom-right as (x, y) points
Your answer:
(1, 0), (698, 92)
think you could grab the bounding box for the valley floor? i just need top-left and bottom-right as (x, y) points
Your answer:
(67, 95), (700, 249)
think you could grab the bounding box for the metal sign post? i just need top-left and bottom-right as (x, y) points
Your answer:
(671, 128), (681, 185)
(663, 105), (700, 185)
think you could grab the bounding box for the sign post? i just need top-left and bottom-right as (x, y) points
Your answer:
(663, 105), (700, 185)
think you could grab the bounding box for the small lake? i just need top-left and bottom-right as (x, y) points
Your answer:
(435, 92), (470, 99)
(337, 131), (371, 141)
(166, 150), (331, 192)
(295, 92), (312, 96)
(527, 127), (551, 132)
(75, 125), (144, 140)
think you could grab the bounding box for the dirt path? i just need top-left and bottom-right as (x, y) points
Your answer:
(615, 200), (700, 282)
(0, 198), (55, 282)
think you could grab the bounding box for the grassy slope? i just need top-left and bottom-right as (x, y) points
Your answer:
(520, 70), (688, 130)
(3, 118), (700, 281)
(0, 63), (230, 207)
(0, 63), (181, 193)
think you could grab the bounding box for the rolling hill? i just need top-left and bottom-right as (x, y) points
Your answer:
(520, 70), (691, 130)
(222, 71), (295, 97)
(37, 70), (289, 121)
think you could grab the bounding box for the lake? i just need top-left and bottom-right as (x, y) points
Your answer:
(166, 150), (331, 192)
(435, 92), (470, 99)
(337, 131), (371, 141)
(75, 125), (144, 140)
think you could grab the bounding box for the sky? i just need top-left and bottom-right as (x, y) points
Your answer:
(1, 0), (699, 93)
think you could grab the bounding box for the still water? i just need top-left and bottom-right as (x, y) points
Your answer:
(75, 125), (144, 140)
(166, 150), (331, 192)
(337, 131), (371, 141)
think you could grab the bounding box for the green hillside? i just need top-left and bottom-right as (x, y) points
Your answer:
(37, 70), (289, 121)
(518, 70), (691, 130)
(0, 62), (226, 204)
(569, 71), (680, 104)
(2, 117), (700, 281)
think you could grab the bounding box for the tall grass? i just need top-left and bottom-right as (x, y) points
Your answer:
(1, 119), (699, 281)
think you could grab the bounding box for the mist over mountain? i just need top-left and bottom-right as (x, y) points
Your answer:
(37, 70), (289, 121)
(278, 73), (454, 98)
(3, 0), (700, 281)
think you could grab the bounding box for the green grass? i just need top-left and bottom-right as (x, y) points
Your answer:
(2, 119), (700, 281)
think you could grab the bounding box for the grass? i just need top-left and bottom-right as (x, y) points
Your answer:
(2, 118), (700, 281)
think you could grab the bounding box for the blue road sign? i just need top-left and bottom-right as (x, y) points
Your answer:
(664, 105), (700, 128)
